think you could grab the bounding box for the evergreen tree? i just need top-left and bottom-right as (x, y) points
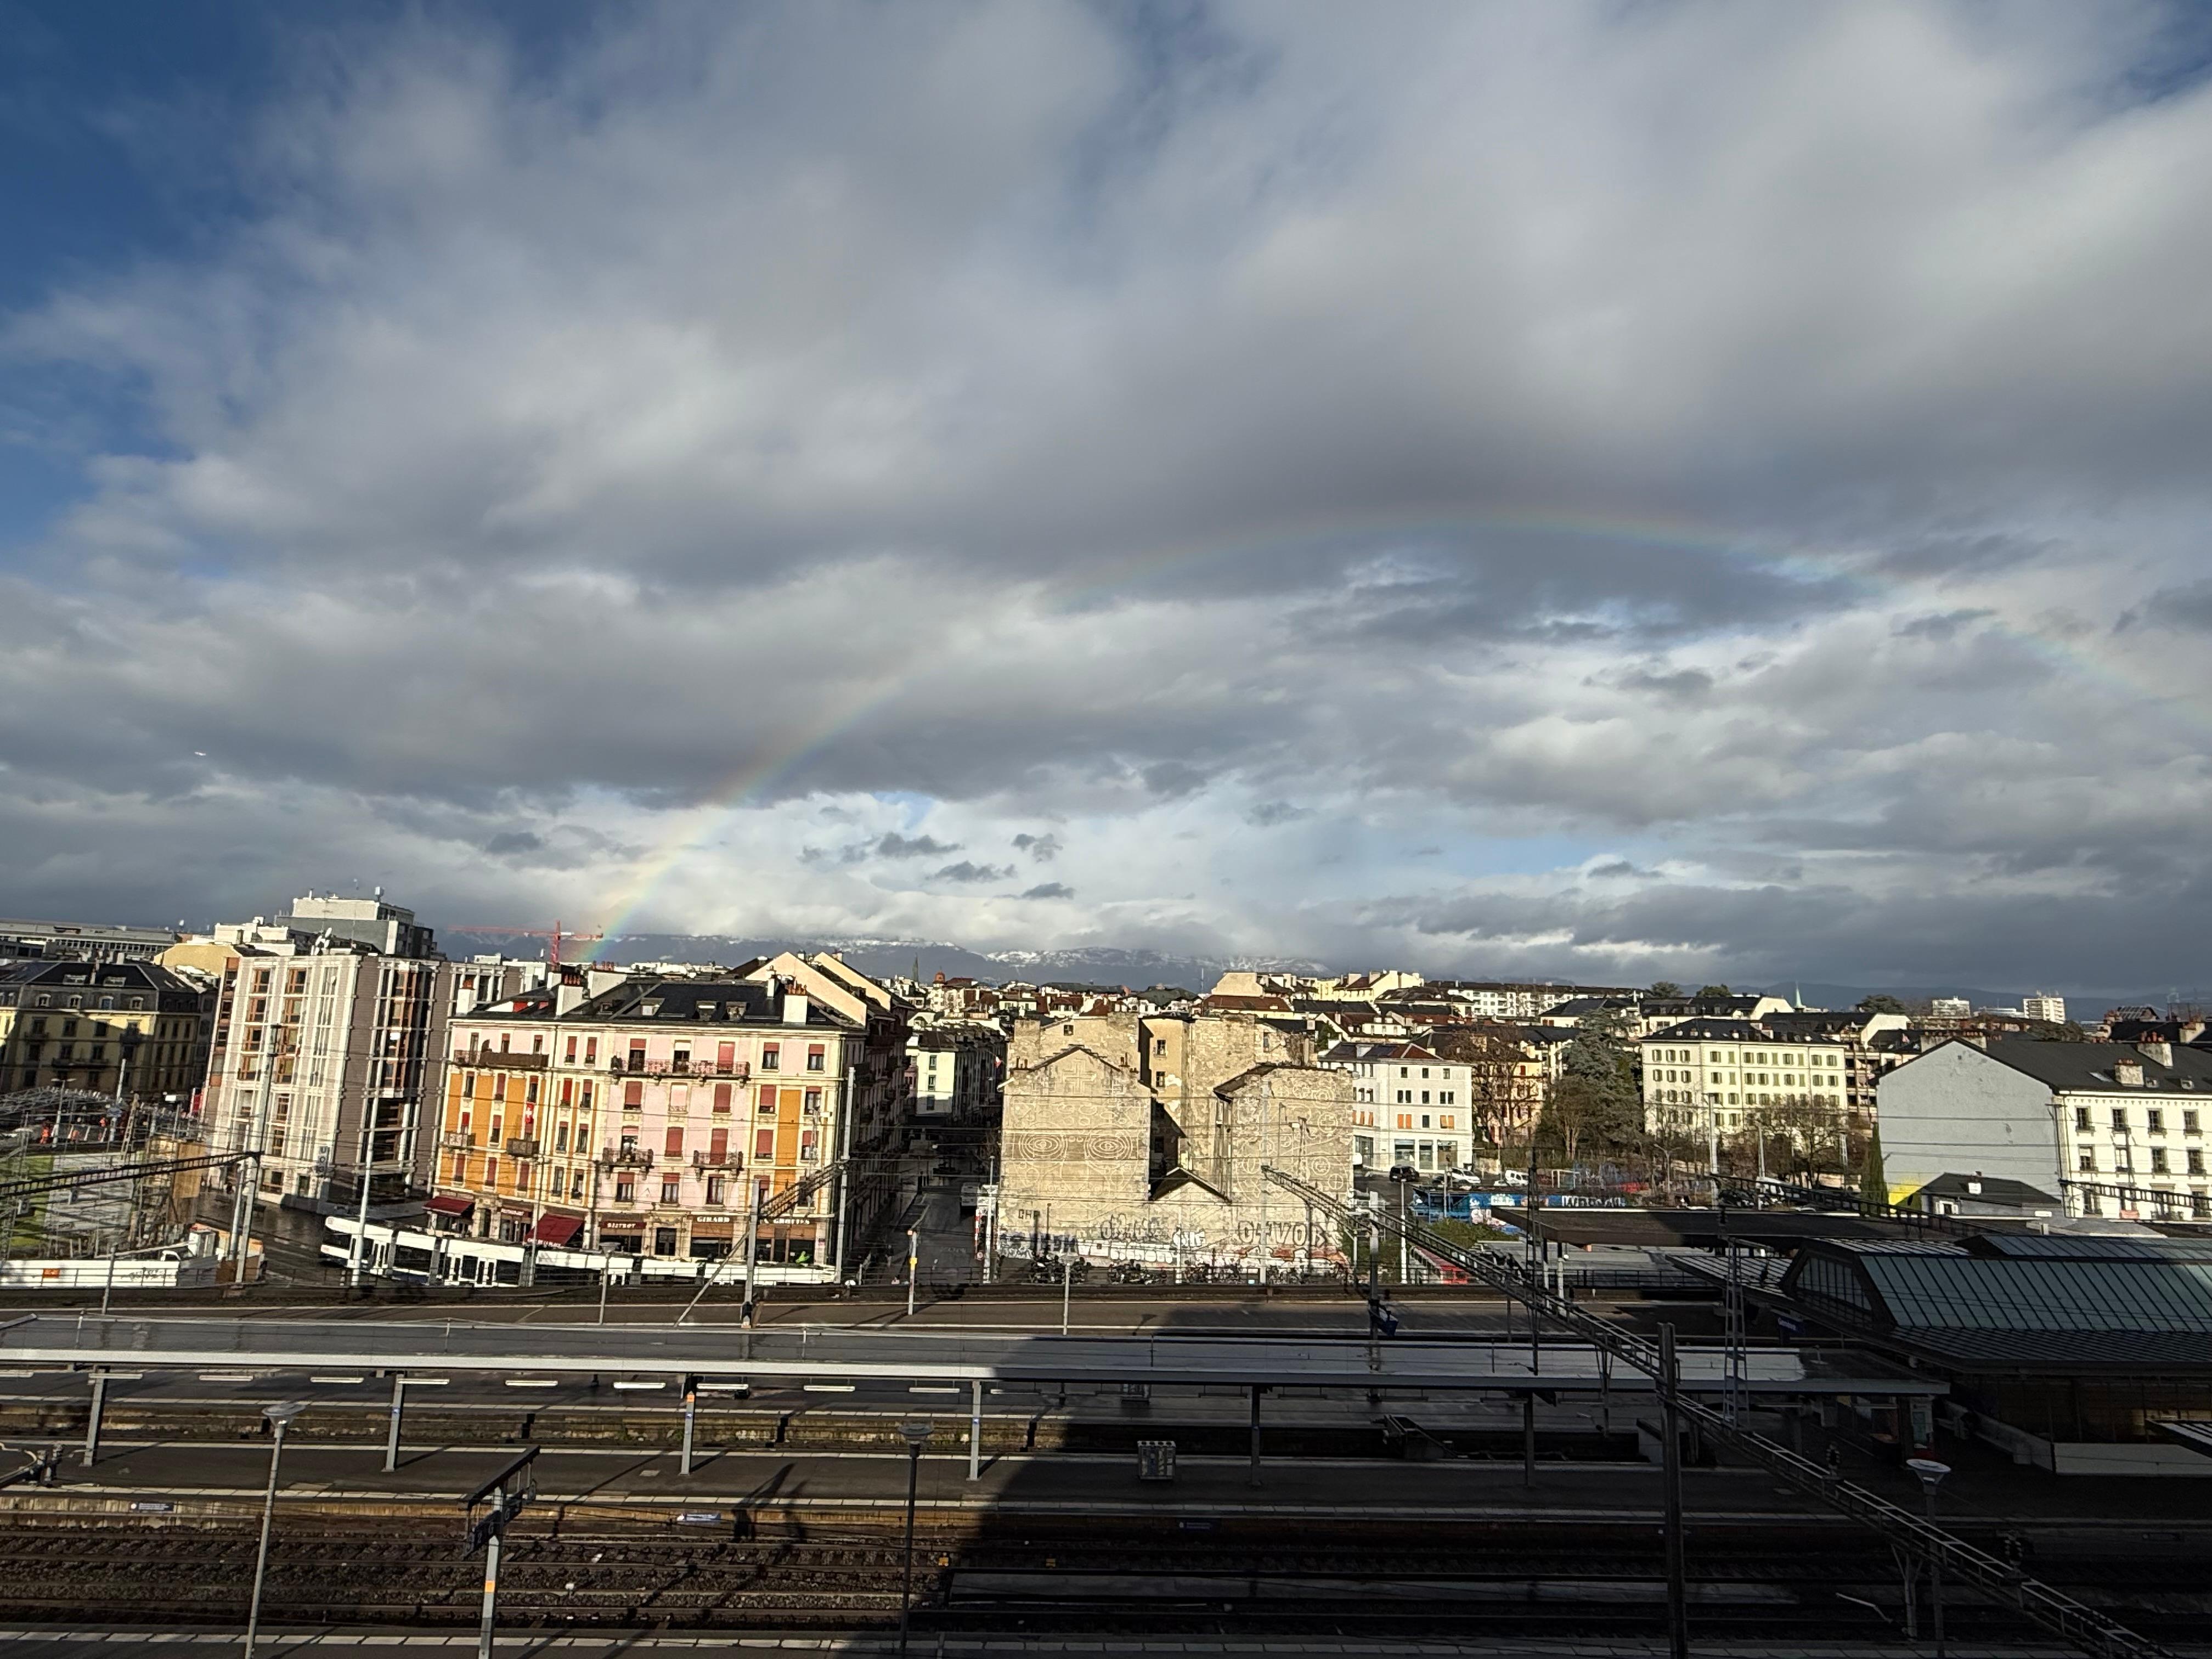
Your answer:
(1553, 1006), (1642, 1158)
(1859, 1124), (1888, 1209)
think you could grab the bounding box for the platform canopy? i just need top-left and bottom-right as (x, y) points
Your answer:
(0, 1314), (1945, 1397)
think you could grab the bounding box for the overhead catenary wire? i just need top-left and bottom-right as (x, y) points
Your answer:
(1259, 1163), (2176, 1659)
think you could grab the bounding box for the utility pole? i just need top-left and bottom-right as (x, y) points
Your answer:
(1660, 1323), (1688, 1659)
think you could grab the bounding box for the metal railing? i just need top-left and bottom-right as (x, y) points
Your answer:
(1262, 1164), (2174, 1659)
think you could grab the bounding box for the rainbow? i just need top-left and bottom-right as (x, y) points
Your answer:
(580, 508), (2190, 956)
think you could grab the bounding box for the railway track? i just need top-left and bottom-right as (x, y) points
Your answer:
(0, 1513), (2201, 1642)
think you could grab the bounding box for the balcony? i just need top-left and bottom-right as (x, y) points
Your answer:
(691, 1150), (743, 1170)
(605, 1058), (749, 1080)
(439, 1131), (476, 1151)
(466, 1050), (548, 1071)
(505, 1137), (541, 1159)
(598, 1145), (654, 1170)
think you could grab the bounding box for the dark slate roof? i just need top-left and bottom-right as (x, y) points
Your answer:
(1641, 1017), (1764, 1041)
(1317, 1041), (1441, 1064)
(568, 978), (851, 1028)
(1974, 1036), (2212, 1096)
(1906, 1172), (2062, 1207)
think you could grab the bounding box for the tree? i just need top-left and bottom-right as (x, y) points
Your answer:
(1554, 1007), (1642, 1163)
(1859, 1124), (1888, 1209)
(1649, 980), (1683, 998)
(1695, 984), (1731, 998)
(1857, 994), (1907, 1015)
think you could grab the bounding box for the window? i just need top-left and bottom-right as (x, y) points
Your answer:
(2113, 1108), (2129, 1129)
(2075, 1105), (2092, 1131)
(664, 1126), (685, 1158)
(1420, 1091), (1430, 1105)
(1396, 1089), (1410, 1104)
(615, 1179), (635, 1203)
(485, 1156), (499, 1189)
(585, 1037), (597, 1065)
(2189, 1110), (2203, 1134)
(661, 1177), (682, 1204)
(803, 1087), (822, 1112)
(2152, 1149), (2170, 1175)
(2191, 1150), (2206, 1176)
(554, 1123), (568, 1153)
(755, 1127), (775, 1159)
(566, 1036), (578, 1063)
(806, 1044), (825, 1072)
(2149, 1109), (2166, 1133)
(713, 1083), (732, 1114)
(761, 1045), (780, 1071)
(572, 1170), (586, 1198)
(758, 1085), (778, 1114)
(623, 1080), (644, 1109)
(716, 1042), (735, 1070)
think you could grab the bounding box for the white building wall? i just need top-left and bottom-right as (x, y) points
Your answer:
(1874, 1042), (2063, 1205)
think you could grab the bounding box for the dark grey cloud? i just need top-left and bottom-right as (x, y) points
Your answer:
(2118, 578), (2212, 633)
(876, 833), (961, 859)
(1245, 800), (1310, 827)
(1012, 832), (1062, 861)
(1019, 882), (1074, 900)
(934, 861), (1014, 884)
(485, 831), (543, 856)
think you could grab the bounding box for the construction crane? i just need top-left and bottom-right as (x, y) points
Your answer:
(450, 920), (605, 968)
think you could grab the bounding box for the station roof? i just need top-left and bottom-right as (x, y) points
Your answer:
(1780, 1238), (2212, 1371)
(0, 1315), (1945, 1397)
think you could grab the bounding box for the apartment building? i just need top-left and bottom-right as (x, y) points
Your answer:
(1877, 1037), (2212, 1220)
(1638, 1017), (1854, 1155)
(2022, 992), (2068, 1025)
(1318, 1040), (1475, 1172)
(0, 959), (213, 1099)
(199, 895), (452, 1205)
(997, 1010), (1351, 1272)
(428, 957), (907, 1277)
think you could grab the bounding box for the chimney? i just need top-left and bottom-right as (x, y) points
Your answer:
(2183, 1020), (2207, 1045)
(2140, 1040), (2174, 1069)
(555, 983), (586, 1017)
(2115, 1058), (2145, 1087)
(785, 992), (810, 1027)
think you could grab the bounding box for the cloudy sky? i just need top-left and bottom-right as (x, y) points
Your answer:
(4, 2), (2212, 995)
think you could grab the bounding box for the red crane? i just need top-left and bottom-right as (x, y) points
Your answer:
(452, 920), (606, 968)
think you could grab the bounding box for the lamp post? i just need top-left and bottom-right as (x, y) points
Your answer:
(242, 1401), (306, 1659)
(1907, 1457), (1951, 1658)
(897, 1420), (934, 1658)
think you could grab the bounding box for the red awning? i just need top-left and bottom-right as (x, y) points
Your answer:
(424, 1195), (473, 1217)
(529, 1211), (584, 1246)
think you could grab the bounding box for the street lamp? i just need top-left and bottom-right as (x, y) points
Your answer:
(897, 1419), (934, 1658)
(1906, 1456), (1951, 1658)
(243, 1402), (306, 1659)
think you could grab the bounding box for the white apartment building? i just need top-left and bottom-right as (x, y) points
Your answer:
(1319, 1040), (1472, 1171)
(907, 1021), (1001, 1122)
(2022, 992), (2068, 1025)
(201, 905), (453, 1206)
(1877, 1036), (2212, 1220)
(1639, 1017), (1854, 1158)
